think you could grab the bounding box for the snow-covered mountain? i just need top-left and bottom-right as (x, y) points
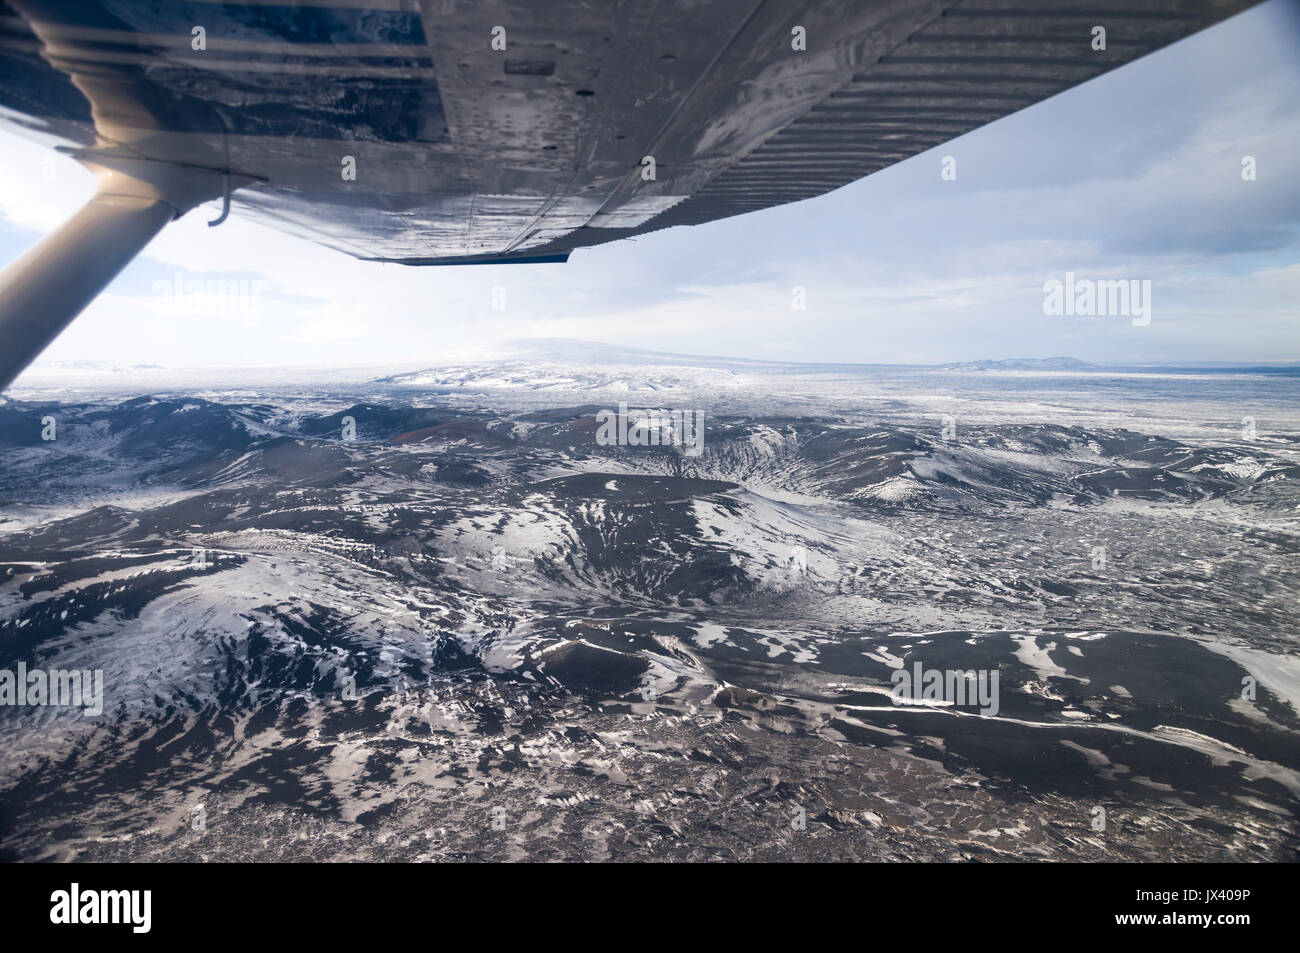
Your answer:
(1, 359), (1298, 861)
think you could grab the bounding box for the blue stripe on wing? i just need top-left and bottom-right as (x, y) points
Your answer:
(20, 2), (428, 45)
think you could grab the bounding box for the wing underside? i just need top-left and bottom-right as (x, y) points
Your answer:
(0, 0), (1260, 266)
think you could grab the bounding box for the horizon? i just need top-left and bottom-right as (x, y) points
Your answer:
(13, 335), (1300, 377)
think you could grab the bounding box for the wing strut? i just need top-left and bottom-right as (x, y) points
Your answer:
(0, 157), (233, 391)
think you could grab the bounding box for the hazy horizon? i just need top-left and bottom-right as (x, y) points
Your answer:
(12, 334), (1300, 377)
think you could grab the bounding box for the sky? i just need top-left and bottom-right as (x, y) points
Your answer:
(1, 0), (1298, 374)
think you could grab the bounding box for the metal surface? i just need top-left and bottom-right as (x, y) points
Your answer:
(0, 191), (172, 391)
(0, 156), (229, 390)
(0, 1), (1261, 265)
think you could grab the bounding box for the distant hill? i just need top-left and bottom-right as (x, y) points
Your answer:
(939, 357), (1095, 371)
(395, 340), (1105, 377)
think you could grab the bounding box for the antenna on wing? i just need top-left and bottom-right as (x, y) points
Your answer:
(208, 171), (231, 227)
(208, 111), (232, 227)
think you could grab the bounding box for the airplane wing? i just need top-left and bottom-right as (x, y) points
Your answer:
(0, 0), (1263, 387)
